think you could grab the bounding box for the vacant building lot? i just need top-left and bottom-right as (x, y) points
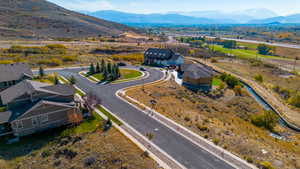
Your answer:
(126, 80), (300, 169)
(0, 113), (157, 169)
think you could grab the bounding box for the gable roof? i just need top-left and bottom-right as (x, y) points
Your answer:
(11, 100), (76, 122)
(145, 48), (174, 60)
(0, 80), (75, 105)
(0, 111), (12, 124)
(183, 63), (215, 79)
(0, 63), (33, 83)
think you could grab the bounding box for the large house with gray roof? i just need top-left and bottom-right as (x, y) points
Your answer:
(0, 64), (81, 137)
(0, 63), (33, 91)
(181, 63), (215, 92)
(144, 48), (184, 67)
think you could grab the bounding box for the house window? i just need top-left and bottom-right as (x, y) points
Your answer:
(32, 117), (39, 127)
(16, 121), (23, 129)
(40, 114), (49, 124)
(3, 82), (8, 87)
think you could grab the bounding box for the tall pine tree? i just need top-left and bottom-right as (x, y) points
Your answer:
(101, 59), (105, 73)
(107, 62), (112, 74)
(89, 63), (95, 75)
(39, 66), (45, 78)
(96, 62), (100, 73)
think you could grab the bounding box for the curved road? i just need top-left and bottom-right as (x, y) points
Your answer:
(48, 66), (235, 169)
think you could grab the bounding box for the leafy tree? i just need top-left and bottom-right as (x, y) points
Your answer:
(220, 73), (240, 88)
(89, 63), (95, 75)
(96, 62), (100, 73)
(223, 40), (237, 49)
(257, 44), (273, 55)
(254, 74), (264, 83)
(233, 85), (242, 96)
(251, 111), (278, 131)
(69, 75), (76, 85)
(39, 66), (45, 78)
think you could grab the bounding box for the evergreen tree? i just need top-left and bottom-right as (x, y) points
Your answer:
(112, 64), (117, 80)
(116, 65), (121, 78)
(54, 75), (59, 85)
(89, 63), (95, 75)
(101, 59), (105, 73)
(107, 62), (112, 74)
(39, 66), (45, 78)
(96, 62), (100, 73)
(103, 68), (108, 81)
(69, 75), (76, 85)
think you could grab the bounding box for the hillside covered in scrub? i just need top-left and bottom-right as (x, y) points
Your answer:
(0, 0), (138, 40)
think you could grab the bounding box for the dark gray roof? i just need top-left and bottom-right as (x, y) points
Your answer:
(0, 63), (33, 83)
(0, 111), (12, 124)
(0, 80), (75, 105)
(183, 63), (214, 79)
(145, 48), (174, 60)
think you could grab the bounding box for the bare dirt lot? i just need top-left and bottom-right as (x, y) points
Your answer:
(127, 80), (300, 169)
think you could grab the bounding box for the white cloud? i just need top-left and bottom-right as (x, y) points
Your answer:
(53, 0), (115, 12)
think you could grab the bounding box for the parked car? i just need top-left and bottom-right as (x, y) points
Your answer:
(117, 62), (127, 67)
(139, 67), (146, 71)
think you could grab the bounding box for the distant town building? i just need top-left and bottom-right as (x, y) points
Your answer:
(181, 63), (215, 92)
(0, 63), (33, 91)
(144, 48), (184, 67)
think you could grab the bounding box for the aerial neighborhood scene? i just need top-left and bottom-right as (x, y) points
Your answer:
(1, 0), (300, 169)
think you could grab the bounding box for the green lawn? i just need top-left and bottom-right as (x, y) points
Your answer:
(58, 76), (69, 84)
(75, 88), (85, 97)
(97, 106), (123, 126)
(119, 69), (143, 80)
(90, 69), (143, 83)
(212, 78), (222, 86)
(61, 111), (104, 137)
(210, 45), (284, 60)
(91, 73), (104, 81)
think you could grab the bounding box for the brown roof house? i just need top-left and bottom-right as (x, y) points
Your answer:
(144, 48), (184, 67)
(181, 63), (215, 92)
(0, 63), (33, 91)
(0, 73), (81, 137)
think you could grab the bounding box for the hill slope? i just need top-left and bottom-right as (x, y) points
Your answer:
(0, 0), (137, 39)
(88, 10), (226, 25)
(249, 14), (300, 24)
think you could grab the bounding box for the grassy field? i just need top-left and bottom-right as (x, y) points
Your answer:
(0, 112), (156, 169)
(126, 80), (300, 169)
(211, 45), (284, 60)
(91, 69), (143, 83)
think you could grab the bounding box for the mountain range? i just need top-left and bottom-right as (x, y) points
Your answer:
(0, 0), (137, 39)
(85, 9), (300, 25)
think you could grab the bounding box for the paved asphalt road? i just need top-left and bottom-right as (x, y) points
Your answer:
(45, 66), (235, 169)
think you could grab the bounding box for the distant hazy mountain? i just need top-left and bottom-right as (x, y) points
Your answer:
(170, 8), (277, 23)
(249, 14), (300, 24)
(87, 10), (234, 25)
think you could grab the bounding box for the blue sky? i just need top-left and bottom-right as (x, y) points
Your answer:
(48, 0), (300, 15)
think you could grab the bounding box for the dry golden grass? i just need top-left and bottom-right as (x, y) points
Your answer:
(127, 80), (300, 169)
(0, 127), (157, 169)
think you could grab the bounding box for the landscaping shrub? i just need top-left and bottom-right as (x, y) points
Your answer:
(254, 74), (264, 83)
(288, 92), (300, 108)
(251, 111), (279, 131)
(219, 73), (240, 88)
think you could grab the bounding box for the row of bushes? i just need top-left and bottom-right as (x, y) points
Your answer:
(5, 44), (67, 55)
(112, 53), (144, 63)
